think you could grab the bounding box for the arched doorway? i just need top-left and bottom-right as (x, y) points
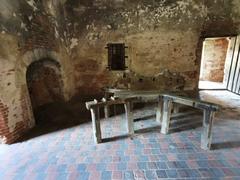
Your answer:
(26, 58), (64, 124)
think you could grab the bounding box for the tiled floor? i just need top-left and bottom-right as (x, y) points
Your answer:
(0, 90), (240, 180)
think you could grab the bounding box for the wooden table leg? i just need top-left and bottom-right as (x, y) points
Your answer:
(90, 107), (102, 143)
(124, 102), (134, 135)
(156, 96), (163, 123)
(173, 103), (180, 113)
(161, 98), (173, 134)
(104, 92), (110, 118)
(201, 110), (215, 150)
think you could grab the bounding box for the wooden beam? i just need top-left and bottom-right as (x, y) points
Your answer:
(224, 37), (237, 88)
(156, 96), (163, 123)
(124, 102), (134, 135)
(233, 40), (240, 93)
(228, 35), (240, 91)
(86, 97), (137, 109)
(103, 95), (110, 118)
(171, 110), (198, 119)
(173, 103), (180, 113)
(161, 98), (173, 134)
(201, 110), (215, 150)
(90, 107), (102, 143)
(162, 94), (219, 111)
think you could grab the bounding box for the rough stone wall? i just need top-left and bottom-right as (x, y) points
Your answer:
(0, 0), (239, 143)
(200, 38), (229, 82)
(64, 0), (239, 95)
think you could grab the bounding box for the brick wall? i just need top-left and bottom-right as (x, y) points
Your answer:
(200, 38), (229, 82)
(0, 96), (32, 144)
(19, 13), (58, 53)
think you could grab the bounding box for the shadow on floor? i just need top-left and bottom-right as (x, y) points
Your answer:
(17, 101), (90, 143)
(102, 134), (131, 142)
(17, 122), (80, 142)
(212, 141), (240, 150)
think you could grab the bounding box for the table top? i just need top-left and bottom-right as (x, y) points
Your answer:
(104, 88), (198, 97)
(104, 88), (219, 109)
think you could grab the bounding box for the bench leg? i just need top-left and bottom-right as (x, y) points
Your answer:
(156, 96), (163, 123)
(90, 108), (102, 143)
(124, 102), (134, 135)
(161, 99), (173, 134)
(104, 105), (110, 118)
(104, 92), (110, 118)
(173, 103), (180, 113)
(201, 110), (215, 150)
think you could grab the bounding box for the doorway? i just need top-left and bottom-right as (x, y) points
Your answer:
(199, 35), (240, 95)
(199, 37), (230, 90)
(26, 58), (64, 124)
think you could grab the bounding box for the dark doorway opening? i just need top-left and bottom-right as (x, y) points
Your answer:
(26, 58), (65, 124)
(21, 58), (83, 141)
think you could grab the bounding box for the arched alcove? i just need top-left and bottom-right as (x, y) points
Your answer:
(26, 58), (64, 124)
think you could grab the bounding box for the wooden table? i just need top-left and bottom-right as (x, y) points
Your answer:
(103, 88), (220, 150)
(160, 93), (219, 150)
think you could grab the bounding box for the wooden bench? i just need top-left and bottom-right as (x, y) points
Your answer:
(103, 88), (165, 124)
(86, 97), (137, 143)
(100, 88), (221, 150)
(160, 93), (220, 150)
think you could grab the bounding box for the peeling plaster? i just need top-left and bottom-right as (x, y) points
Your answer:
(28, 15), (33, 21)
(20, 22), (28, 31)
(26, 0), (37, 11)
(70, 38), (78, 49)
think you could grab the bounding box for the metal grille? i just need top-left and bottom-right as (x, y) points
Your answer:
(106, 43), (127, 70)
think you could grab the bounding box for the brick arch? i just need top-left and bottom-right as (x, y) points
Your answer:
(0, 48), (74, 143)
(16, 48), (68, 99)
(0, 49), (69, 143)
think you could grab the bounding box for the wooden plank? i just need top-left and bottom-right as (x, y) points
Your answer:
(172, 98), (195, 107)
(234, 64), (240, 94)
(160, 99), (173, 134)
(162, 94), (219, 111)
(170, 114), (202, 125)
(201, 110), (215, 150)
(234, 67), (240, 94)
(124, 102), (134, 135)
(238, 78), (240, 94)
(104, 105), (110, 118)
(233, 46), (240, 94)
(232, 37), (240, 93)
(156, 96), (163, 123)
(223, 37), (237, 88)
(227, 35), (240, 91)
(171, 110), (200, 119)
(86, 97), (137, 109)
(90, 107), (102, 143)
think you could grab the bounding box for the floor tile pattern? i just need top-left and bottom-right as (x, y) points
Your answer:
(0, 90), (240, 180)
